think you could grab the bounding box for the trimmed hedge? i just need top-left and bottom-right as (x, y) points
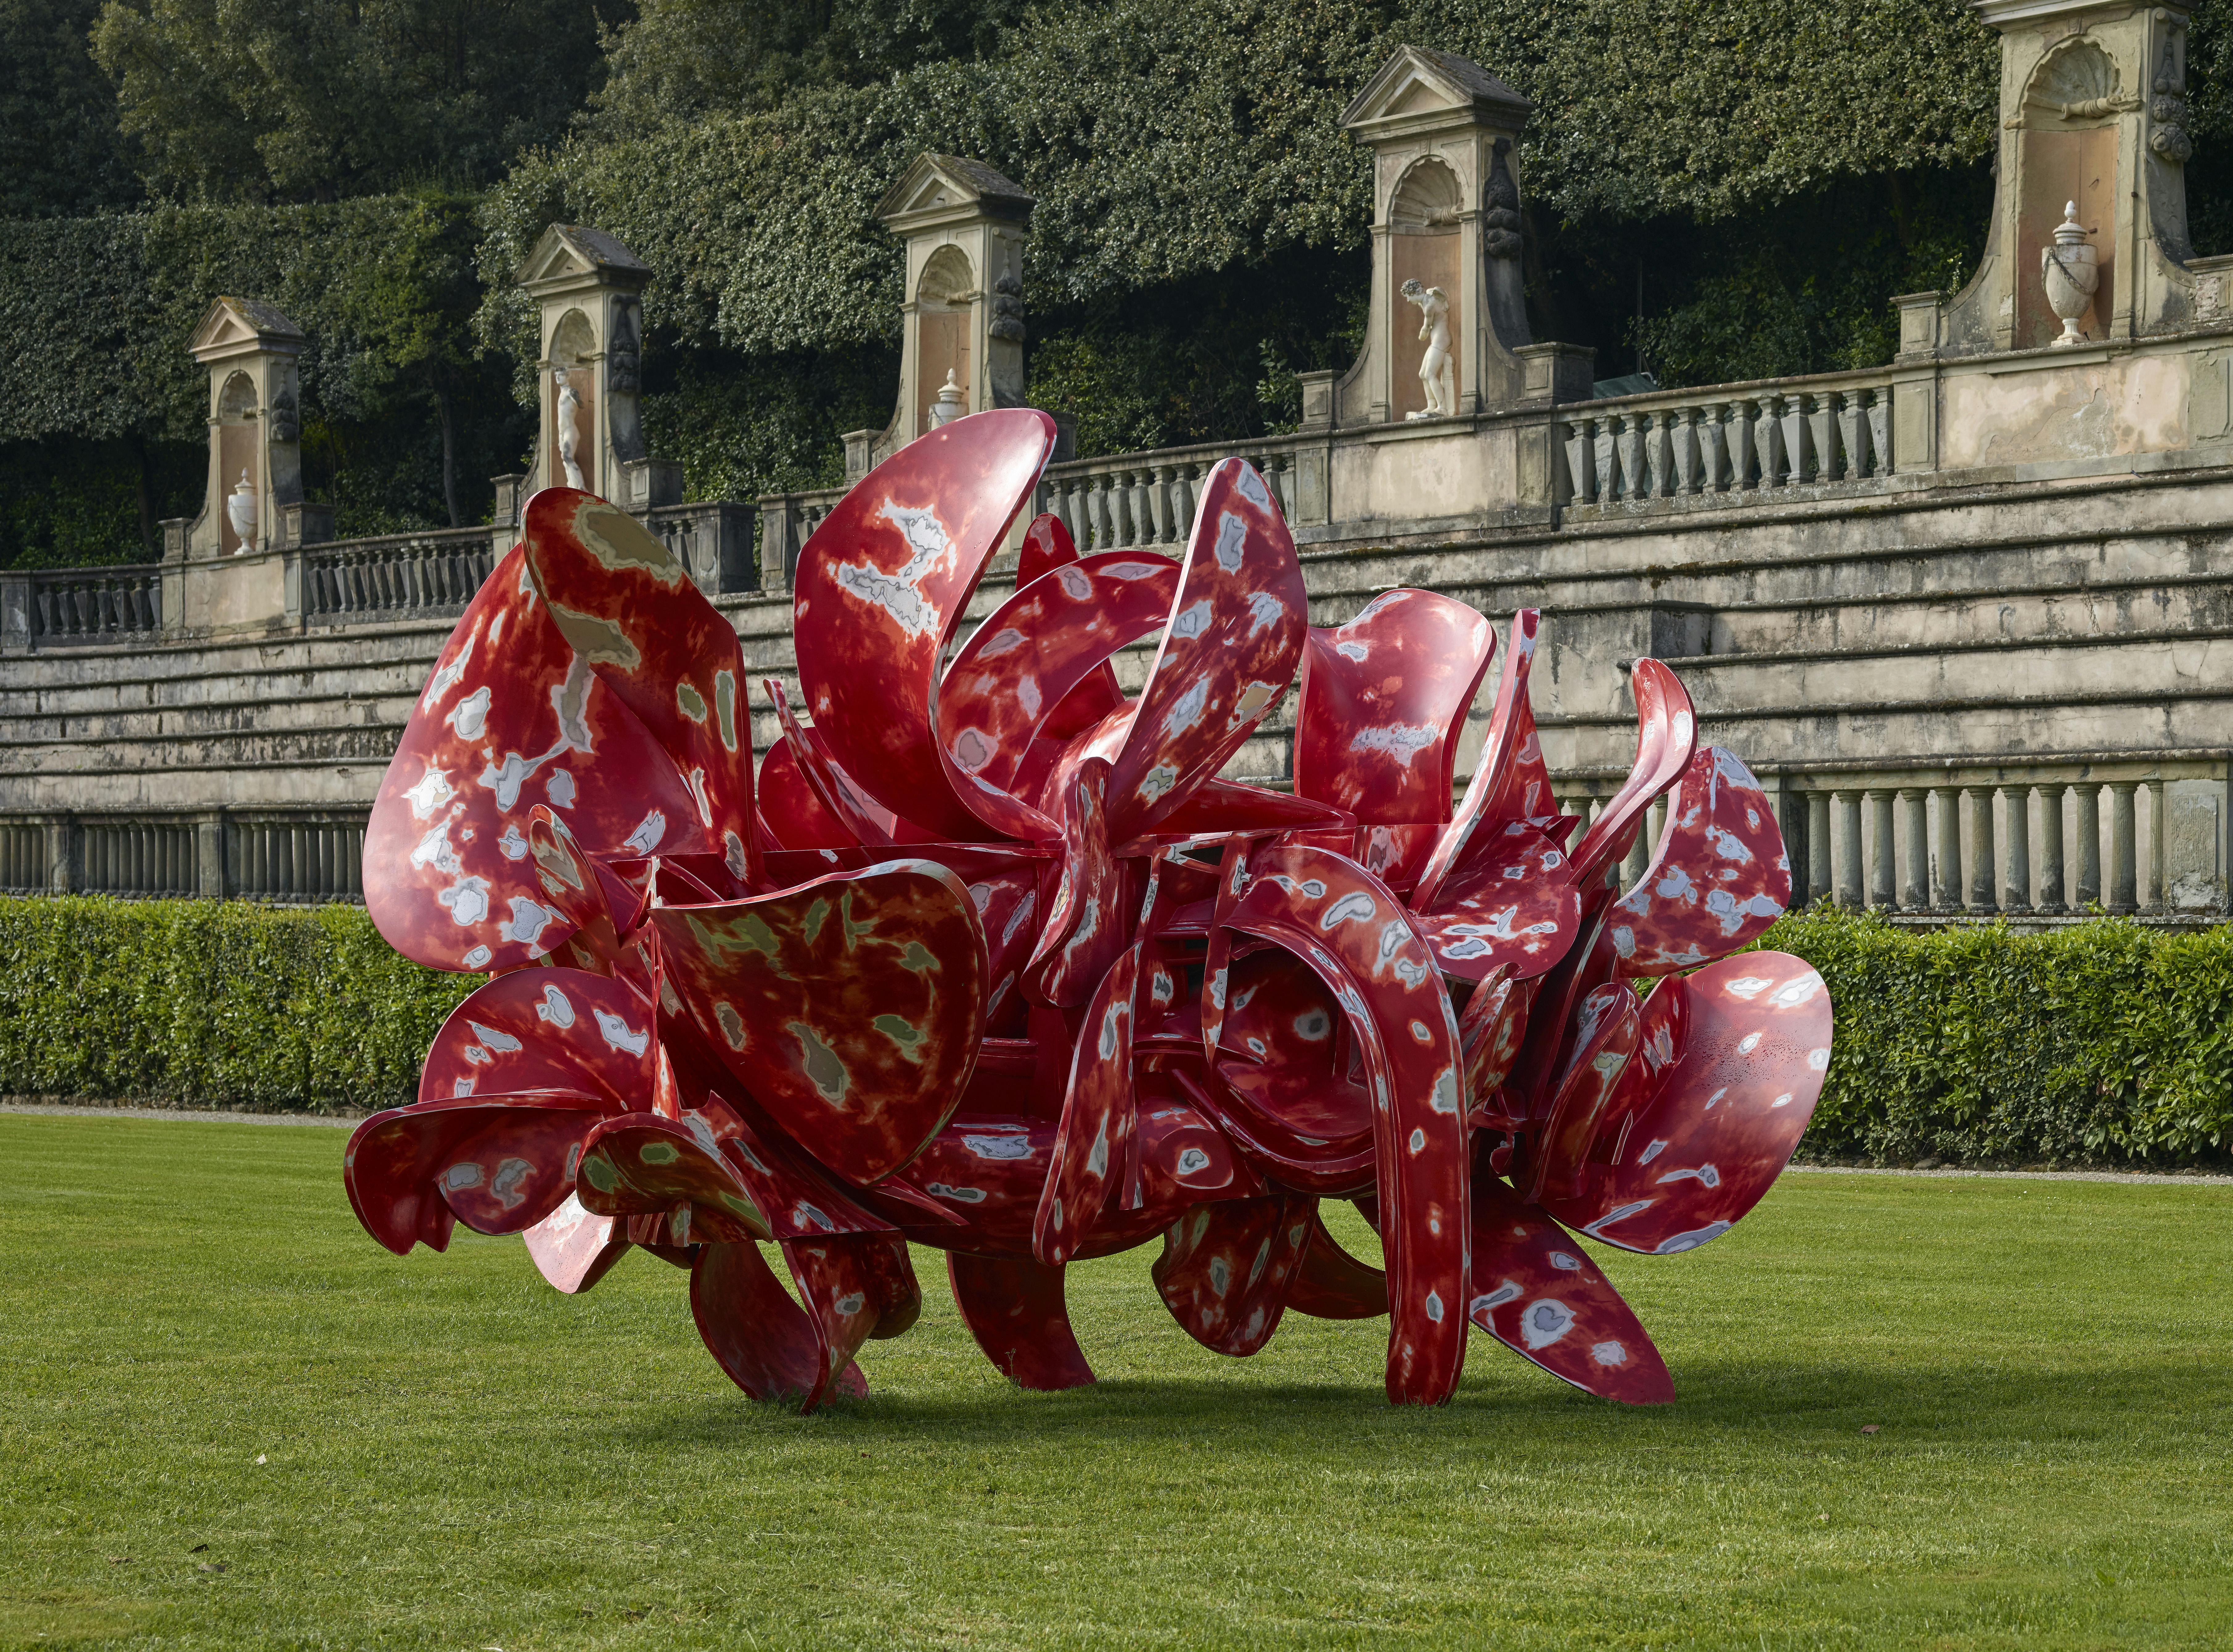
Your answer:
(0, 897), (475, 1114)
(1767, 909), (2233, 1168)
(2, 897), (2227, 1163)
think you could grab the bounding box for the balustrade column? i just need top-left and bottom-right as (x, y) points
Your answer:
(1760, 399), (1789, 487)
(2074, 783), (2103, 906)
(1836, 393), (1867, 481)
(1867, 789), (1896, 908)
(1618, 416), (1647, 503)
(2036, 783), (2068, 914)
(1834, 791), (1863, 908)
(1149, 465), (1175, 544)
(2001, 784), (2032, 913)
(1967, 786), (1997, 913)
(1702, 406), (1734, 491)
(1807, 393), (1838, 482)
(1646, 413), (1675, 498)
(1784, 396), (1815, 484)
(1672, 410), (1701, 495)
(1731, 403), (1759, 491)
(1592, 420), (1619, 504)
(2147, 779), (2167, 910)
(1806, 791), (1832, 906)
(1932, 784), (1963, 910)
(1899, 789), (1929, 909)
(1867, 388), (1893, 476)
(2109, 782), (2139, 912)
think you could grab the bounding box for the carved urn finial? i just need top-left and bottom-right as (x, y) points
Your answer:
(226, 468), (257, 554)
(928, 369), (966, 428)
(2040, 201), (2099, 349)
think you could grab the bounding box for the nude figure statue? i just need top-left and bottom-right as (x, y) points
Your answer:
(555, 373), (586, 489)
(1400, 278), (1456, 420)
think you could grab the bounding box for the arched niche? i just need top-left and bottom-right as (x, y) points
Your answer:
(2016, 38), (2126, 346)
(916, 244), (975, 433)
(547, 306), (598, 492)
(1388, 156), (1463, 419)
(215, 370), (260, 553)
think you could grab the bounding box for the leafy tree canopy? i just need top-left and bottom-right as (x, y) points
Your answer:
(0, 0), (141, 215)
(89, 0), (622, 202)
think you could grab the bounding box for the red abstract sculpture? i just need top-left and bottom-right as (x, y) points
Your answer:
(347, 409), (1832, 1410)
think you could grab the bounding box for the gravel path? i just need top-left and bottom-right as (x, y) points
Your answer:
(6, 1102), (2229, 1183)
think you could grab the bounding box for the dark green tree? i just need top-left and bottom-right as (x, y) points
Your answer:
(90, 0), (623, 203)
(0, 0), (141, 215)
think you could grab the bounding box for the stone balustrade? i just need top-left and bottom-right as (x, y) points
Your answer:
(2, 565), (163, 650)
(1035, 439), (1304, 550)
(1551, 753), (2233, 920)
(1555, 368), (1905, 513)
(302, 529), (498, 624)
(0, 809), (369, 902)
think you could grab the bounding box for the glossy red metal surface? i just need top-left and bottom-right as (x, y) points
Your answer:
(348, 448), (1831, 1413)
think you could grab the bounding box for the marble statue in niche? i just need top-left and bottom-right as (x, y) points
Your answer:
(556, 373), (586, 489)
(1401, 279), (1456, 419)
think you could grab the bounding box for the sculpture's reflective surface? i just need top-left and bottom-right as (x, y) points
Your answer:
(346, 408), (1832, 1410)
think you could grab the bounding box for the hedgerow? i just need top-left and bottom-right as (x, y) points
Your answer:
(0, 897), (474, 1114)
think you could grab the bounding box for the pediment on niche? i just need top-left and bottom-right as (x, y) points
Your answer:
(188, 296), (304, 362)
(1341, 46), (1532, 134)
(877, 153), (1035, 225)
(514, 223), (650, 288)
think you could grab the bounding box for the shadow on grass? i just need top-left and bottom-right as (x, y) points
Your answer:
(611, 1351), (2190, 1453)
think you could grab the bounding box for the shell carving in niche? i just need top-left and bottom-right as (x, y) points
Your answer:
(2022, 39), (2137, 125)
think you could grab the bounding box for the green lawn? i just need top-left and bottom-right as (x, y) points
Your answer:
(2, 1116), (2229, 1650)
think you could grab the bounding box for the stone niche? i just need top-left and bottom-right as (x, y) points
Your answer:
(183, 298), (328, 558)
(511, 224), (679, 512)
(1933, 0), (2198, 355)
(1328, 47), (1591, 428)
(849, 155), (1034, 478)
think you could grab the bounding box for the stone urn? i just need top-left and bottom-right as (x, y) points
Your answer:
(928, 370), (965, 429)
(2040, 201), (2099, 348)
(225, 468), (257, 553)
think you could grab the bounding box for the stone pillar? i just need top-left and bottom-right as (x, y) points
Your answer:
(1334, 48), (1560, 427)
(43, 814), (76, 894)
(1807, 791), (1833, 907)
(2036, 783), (2068, 914)
(1967, 786), (1998, 913)
(865, 155), (1035, 473)
(2146, 778), (2167, 910)
(1867, 789), (1897, 908)
(1834, 791), (1863, 909)
(185, 298), (325, 559)
(2001, 783), (2032, 914)
(195, 810), (227, 900)
(1899, 789), (1930, 909)
(2109, 782), (2140, 912)
(1933, 785), (1963, 910)
(1947, 1), (2197, 359)
(2074, 783), (2104, 907)
(514, 225), (676, 510)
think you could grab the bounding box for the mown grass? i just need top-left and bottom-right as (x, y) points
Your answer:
(2, 1114), (2229, 1650)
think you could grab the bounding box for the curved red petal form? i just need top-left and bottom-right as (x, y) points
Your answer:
(690, 1239), (868, 1407)
(1542, 952), (1833, 1255)
(1468, 1175), (1674, 1404)
(1295, 589), (1496, 825)
(576, 1111), (774, 1242)
(1604, 746), (1793, 976)
(781, 1234), (895, 1412)
(1017, 511), (1079, 584)
(947, 1250), (1096, 1390)
(1151, 1196), (1315, 1356)
(365, 544), (704, 972)
(898, 1115), (1053, 1253)
(1458, 968), (1518, 1113)
(648, 858), (987, 1185)
(936, 551), (1179, 838)
(1566, 659), (1699, 889)
(1212, 947), (1372, 1154)
(1034, 946), (1137, 1266)
(1412, 608), (1541, 912)
(1413, 823), (1585, 982)
(764, 677), (919, 847)
(522, 1195), (630, 1293)
(1226, 844), (1469, 1405)
(1146, 779), (1353, 841)
(758, 735), (857, 852)
(418, 967), (658, 1107)
(1134, 1080), (1265, 1211)
(1016, 513), (1129, 738)
(793, 408), (1057, 840)
(1104, 459), (1307, 840)
(1025, 758), (1125, 1007)
(1286, 1208), (1390, 1320)
(343, 1092), (607, 1254)
(521, 490), (757, 883)
(718, 1109), (891, 1242)
(1525, 981), (1643, 1205)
